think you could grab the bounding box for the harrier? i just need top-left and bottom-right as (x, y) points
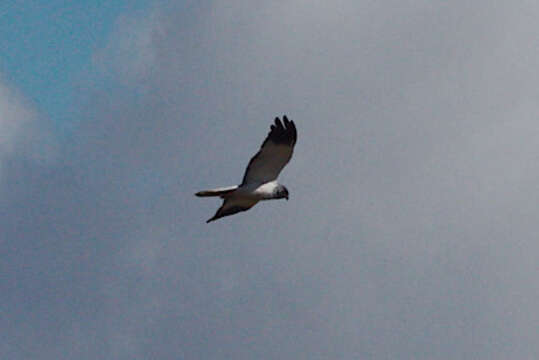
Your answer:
(196, 116), (297, 223)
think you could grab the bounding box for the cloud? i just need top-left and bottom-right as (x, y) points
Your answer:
(92, 9), (165, 85)
(0, 78), (57, 180)
(2, 1), (539, 359)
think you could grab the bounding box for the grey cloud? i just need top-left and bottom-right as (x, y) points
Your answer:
(2, 1), (539, 359)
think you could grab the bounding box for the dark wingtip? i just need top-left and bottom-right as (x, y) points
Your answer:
(284, 115), (297, 144)
(274, 117), (284, 131)
(266, 115), (296, 146)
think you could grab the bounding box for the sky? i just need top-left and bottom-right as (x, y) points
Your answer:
(2, 1), (539, 359)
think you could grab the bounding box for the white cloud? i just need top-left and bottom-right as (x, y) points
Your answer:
(0, 80), (34, 155)
(0, 78), (56, 180)
(92, 9), (165, 85)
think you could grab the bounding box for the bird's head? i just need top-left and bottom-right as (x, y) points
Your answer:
(276, 184), (289, 200)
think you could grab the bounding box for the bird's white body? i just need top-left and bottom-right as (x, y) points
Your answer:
(232, 181), (280, 200)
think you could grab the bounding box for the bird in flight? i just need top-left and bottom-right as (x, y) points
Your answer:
(196, 116), (297, 223)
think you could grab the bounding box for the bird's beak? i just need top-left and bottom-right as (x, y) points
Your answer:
(285, 195), (289, 201)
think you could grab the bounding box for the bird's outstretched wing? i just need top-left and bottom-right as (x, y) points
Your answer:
(241, 116), (297, 185)
(207, 197), (259, 223)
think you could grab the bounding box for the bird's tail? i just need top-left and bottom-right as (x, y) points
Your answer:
(195, 185), (238, 198)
